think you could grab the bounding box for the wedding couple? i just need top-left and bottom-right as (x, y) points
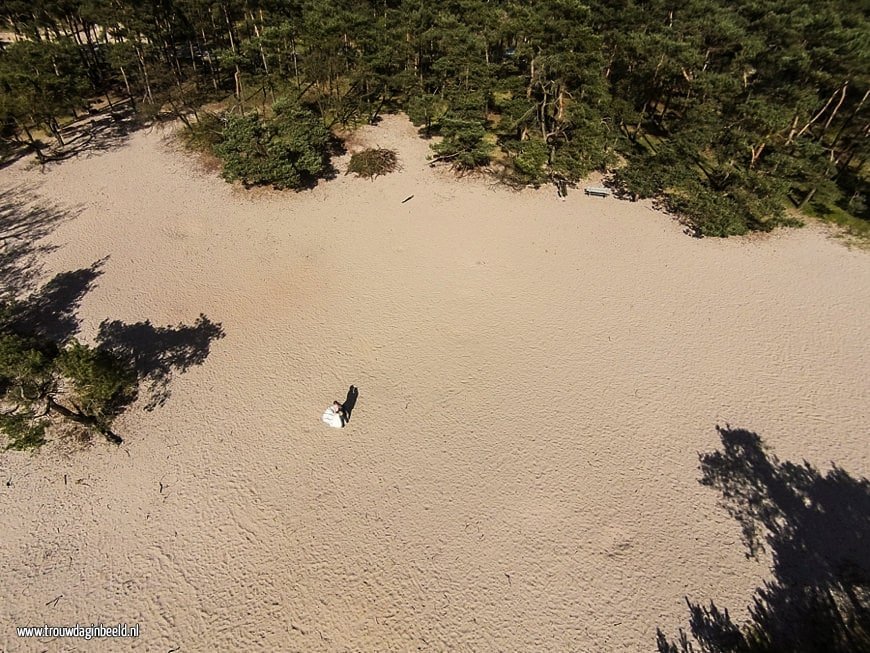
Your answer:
(321, 385), (358, 428)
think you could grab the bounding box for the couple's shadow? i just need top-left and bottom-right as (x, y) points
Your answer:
(342, 385), (359, 423)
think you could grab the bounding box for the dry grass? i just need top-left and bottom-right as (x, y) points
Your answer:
(346, 148), (399, 179)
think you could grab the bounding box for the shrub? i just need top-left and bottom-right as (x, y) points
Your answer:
(664, 182), (749, 237)
(215, 99), (331, 190)
(1, 413), (47, 450)
(0, 334), (136, 448)
(56, 341), (137, 421)
(406, 93), (444, 134)
(184, 111), (225, 153)
(346, 148), (398, 179)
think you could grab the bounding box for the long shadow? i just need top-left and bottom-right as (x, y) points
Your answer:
(657, 426), (870, 653)
(0, 192), (226, 445)
(40, 103), (140, 165)
(96, 314), (226, 410)
(0, 186), (79, 299)
(0, 190), (95, 342)
(342, 385), (359, 422)
(0, 140), (39, 171)
(7, 258), (107, 341)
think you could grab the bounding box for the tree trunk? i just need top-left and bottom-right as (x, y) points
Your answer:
(189, 40), (198, 78)
(223, 3), (238, 54)
(134, 45), (154, 104)
(17, 119), (45, 162)
(828, 88), (868, 154)
(250, 11), (269, 76)
(118, 65), (136, 110)
(200, 28), (219, 90)
(292, 39), (300, 88)
(167, 97), (192, 130)
(798, 186), (816, 209)
(47, 397), (122, 444)
(220, 2), (243, 104)
(235, 70), (243, 111)
(48, 117), (65, 146)
(81, 19), (102, 86)
(749, 143), (765, 169)
(821, 81), (849, 133)
(794, 85), (842, 141)
(785, 112), (800, 145)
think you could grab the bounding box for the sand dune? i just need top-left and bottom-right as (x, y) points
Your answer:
(0, 115), (867, 651)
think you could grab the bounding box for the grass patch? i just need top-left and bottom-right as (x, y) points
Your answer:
(182, 111), (225, 153)
(801, 191), (870, 243)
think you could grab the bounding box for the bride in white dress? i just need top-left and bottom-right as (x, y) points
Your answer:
(321, 401), (346, 428)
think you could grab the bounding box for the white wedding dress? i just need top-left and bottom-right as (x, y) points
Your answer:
(321, 406), (344, 428)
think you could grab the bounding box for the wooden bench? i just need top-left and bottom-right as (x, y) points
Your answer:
(584, 186), (611, 197)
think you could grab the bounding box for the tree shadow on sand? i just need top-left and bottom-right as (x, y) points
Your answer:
(0, 186), (80, 298)
(8, 258), (107, 341)
(1, 193), (227, 444)
(1, 102), (141, 170)
(1, 188), (99, 343)
(39, 103), (140, 165)
(96, 315), (226, 410)
(657, 425), (870, 653)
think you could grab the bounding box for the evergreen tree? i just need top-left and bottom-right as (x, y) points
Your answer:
(215, 97), (331, 189)
(0, 330), (136, 447)
(0, 0), (866, 236)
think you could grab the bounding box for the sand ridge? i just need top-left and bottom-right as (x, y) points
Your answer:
(0, 114), (868, 651)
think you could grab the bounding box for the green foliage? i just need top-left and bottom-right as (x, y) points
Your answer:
(0, 40), (90, 112)
(55, 341), (137, 421)
(664, 183), (750, 237)
(0, 38), (91, 144)
(0, 329), (135, 449)
(615, 145), (690, 200)
(505, 140), (550, 185)
(432, 117), (492, 170)
(551, 135), (615, 183)
(215, 100), (331, 190)
(346, 148), (398, 179)
(0, 0), (867, 236)
(406, 93), (445, 133)
(0, 333), (55, 401)
(0, 413), (48, 451)
(184, 112), (226, 153)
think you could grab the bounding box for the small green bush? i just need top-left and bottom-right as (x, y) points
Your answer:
(0, 334), (136, 449)
(1, 413), (47, 450)
(56, 341), (137, 420)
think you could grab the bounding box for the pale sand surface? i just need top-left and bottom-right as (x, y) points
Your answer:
(0, 115), (867, 651)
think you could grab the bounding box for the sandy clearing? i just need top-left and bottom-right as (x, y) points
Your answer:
(0, 114), (867, 652)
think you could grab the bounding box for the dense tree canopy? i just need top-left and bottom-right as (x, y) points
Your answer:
(214, 97), (331, 189)
(0, 0), (867, 234)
